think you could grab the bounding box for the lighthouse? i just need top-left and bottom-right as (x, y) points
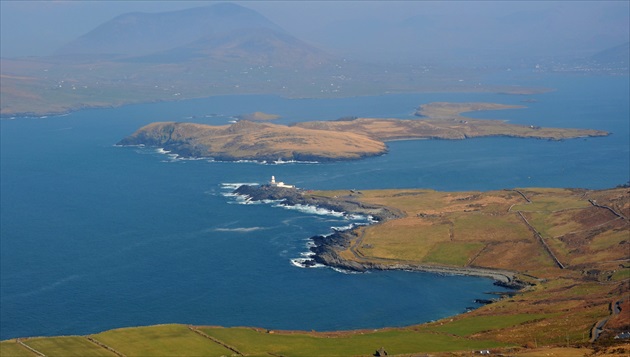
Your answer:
(270, 175), (295, 188)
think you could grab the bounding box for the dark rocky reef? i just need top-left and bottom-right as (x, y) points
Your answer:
(233, 184), (402, 222)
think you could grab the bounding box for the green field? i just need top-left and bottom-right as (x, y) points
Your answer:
(91, 324), (234, 356)
(1, 324), (508, 357)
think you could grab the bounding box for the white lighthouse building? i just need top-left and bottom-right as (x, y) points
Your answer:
(270, 176), (295, 188)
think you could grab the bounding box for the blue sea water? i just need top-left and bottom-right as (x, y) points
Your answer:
(1, 74), (628, 339)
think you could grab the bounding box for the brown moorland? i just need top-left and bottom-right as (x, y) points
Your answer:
(295, 102), (608, 141)
(307, 186), (629, 349)
(117, 120), (387, 161)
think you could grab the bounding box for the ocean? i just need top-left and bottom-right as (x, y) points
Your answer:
(1, 73), (628, 339)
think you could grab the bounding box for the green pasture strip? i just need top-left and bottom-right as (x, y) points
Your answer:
(521, 211), (552, 235)
(92, 324), (233, 356)
(611, 267), (630, 281)
(0, 341), (37, 357)
(496, 308), (604, 346)
(20, 336), (117, 357)
(558, 282), (606, 298)
(512, 196), (589, 213)
(199, 327), (506, 356)
(452, 213), (530, 241)
(428, 314), (549, 336)
(590, 229), (629, 251)
(423, 241), (485, 266)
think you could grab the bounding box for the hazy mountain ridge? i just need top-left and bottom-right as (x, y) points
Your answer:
(591, 42), (630, 66)
(54, 3), (295, 59)
(131, 27), (334, 67)
(1, 2), (627, 117)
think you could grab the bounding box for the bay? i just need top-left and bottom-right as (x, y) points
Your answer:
(1, 73), (628, 339)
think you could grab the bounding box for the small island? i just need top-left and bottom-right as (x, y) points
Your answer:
(117, 102), (609, 162)
(235, 111), (281, 121)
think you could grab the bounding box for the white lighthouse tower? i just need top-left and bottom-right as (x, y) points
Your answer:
(270, 175), (294, 188)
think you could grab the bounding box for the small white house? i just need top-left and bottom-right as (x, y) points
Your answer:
(270, 176), (295, 188)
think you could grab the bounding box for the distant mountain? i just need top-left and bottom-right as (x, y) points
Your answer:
(132, 26), (333, 67)
(591, 42), (630, 66)
(54, 2), (334, 68)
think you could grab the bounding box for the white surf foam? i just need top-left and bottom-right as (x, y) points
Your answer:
(290, 258), (326, 269)
(214, 227), (267, 233)
(331, 267), (364, 274)
(220, 182), (259, 190)
(331, 223), (356, 231)
(275, 203), (345, 217)
(273, 158), (319, 165)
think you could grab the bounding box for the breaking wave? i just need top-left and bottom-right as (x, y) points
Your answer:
(214, 227), (267, 233)
(274, 203), (346, 217)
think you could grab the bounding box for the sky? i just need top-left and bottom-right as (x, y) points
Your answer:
(1, 0), (628, 63)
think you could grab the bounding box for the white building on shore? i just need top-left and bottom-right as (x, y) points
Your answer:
(270, 176), (295, 188)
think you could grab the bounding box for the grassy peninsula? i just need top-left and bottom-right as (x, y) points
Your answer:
(118, 102), (609, 161)
(3, 186), (628, 356)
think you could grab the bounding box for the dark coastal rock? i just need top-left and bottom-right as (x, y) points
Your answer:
(233, 184), (402, 222)
(309, 231), (369, 273)
(493, 279), (529, 290)
(474, 299), (495, 305)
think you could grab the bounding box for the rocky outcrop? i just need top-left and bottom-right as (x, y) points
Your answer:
(308, 229), (520, 285)
(233, 184), (402, 222)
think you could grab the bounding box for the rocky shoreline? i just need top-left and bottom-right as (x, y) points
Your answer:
(233, 184), (525, 289)
(233, 184), (403, 222)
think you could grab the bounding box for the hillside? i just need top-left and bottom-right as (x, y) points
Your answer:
(591, 42), (630, 67)
(118, 102), (609, 162)
(296, 102), (609, 141)
(117, 120), (387, 161)
(300, 187), (629, 348)
(54, 3), (285, 58)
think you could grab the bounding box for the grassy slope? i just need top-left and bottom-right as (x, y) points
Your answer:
(319, 187), (629, 349)
(295, 102), (608, 141)
(120, 121), (387, 160)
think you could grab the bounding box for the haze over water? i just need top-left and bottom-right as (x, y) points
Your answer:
(1, 73), (628, 339)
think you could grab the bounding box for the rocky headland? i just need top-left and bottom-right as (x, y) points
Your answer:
(233, 184), (521, 286)
(233, 184), (402, 222)
(232, 184), (629, 297)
